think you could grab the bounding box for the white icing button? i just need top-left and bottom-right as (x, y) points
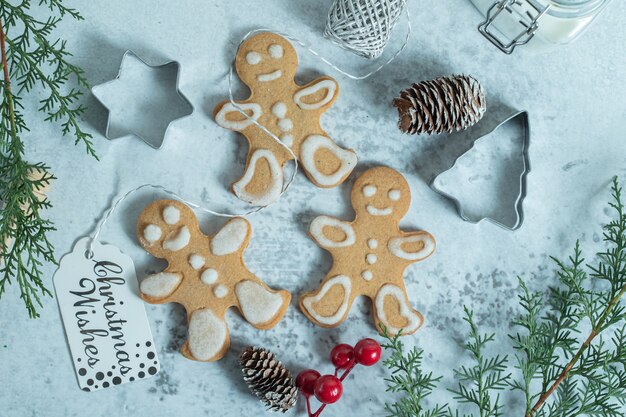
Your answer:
(367, 238), (378, 250)
(213, 284), (228, 298)
(246, 51), (261, 65)
(268, 44), (283, 59)
(278, 118), (293, 132)
(188, 254), (205, 270)
(143, 224), (162, 243)
(162, 205), (180, 225)
(388, 189), (401, 201)
(163, 226), (190, 251)
(361, 270), (373, 281)
(272, 102), (287, 119)
(280, 134), (294, 147)
(363, 185), (377, 197)
(201, 268), (219, 285)
(366, 254), (377, 265)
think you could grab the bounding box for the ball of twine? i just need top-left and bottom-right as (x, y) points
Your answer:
(324, 0), (406, 60)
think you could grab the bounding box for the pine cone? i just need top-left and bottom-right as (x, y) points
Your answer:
(240, 346), (297, 413)
(393, 74), (486, 135)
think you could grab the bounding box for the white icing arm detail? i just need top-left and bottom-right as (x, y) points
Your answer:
(211, 218), (250, 256)
(301, 275), (352, 326)
(215, 102), (262, 131)
(235, 280), (286, 326)
(309, 216), (356, 248)
(187, 308), (229, 361)
(140, 272), (182, 299)
(375, 284), (423, 336)
(387, 233), (436, 261)
(300, 135), (357, 187)
(233, 149), (284, 206)
(294, 79), (338, 110)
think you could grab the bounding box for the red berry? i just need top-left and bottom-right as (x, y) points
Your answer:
(354, 338), (382, 366)
(314, 374), (343, 404)
(296, 369), (321, 396)
(330, 344), (355, 369)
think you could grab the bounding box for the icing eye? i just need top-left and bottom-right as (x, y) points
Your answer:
(268, 44), (283, 59)
(388, 189), (401, 201)
(363, 185), (377, 197)
(246, 52), (262, 65)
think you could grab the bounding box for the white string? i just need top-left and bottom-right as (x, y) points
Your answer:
(234, 1), (410, 80)
(86, 183), (262, 257)
(87, 7), (411, 256)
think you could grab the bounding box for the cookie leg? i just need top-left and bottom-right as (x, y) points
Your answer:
(299, 135), (357, 188)
(235, 280), (291, 330)
(373, 284), (424, 336)
(232, 148), (284, 206)
(299, 275), (353, 328)
(181, 308), (230, 362)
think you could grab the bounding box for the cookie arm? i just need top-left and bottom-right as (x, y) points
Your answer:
(387, 231), (436, 263)
(293, 77), (339, 111)
(309, 216), (356, 249)
(214, 100), (263, 132)
(210, 218), (251, 256)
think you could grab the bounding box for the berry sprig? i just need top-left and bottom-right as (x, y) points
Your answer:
(296, 338), (382, 417)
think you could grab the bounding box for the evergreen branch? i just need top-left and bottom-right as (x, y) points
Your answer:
(527, 177), (626, 416)
(381, 324), (448, 417)
(449, 308), (511, 417)
(380, 177), (626, 417)
(0, 0), (93, 317)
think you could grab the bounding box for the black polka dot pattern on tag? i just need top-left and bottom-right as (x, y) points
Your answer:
(77, 339), (158, 391)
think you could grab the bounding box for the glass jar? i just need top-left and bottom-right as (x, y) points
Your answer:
(469, 0), (613, 53)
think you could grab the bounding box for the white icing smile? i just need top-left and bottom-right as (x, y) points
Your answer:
(257, 70), (282, 82)
(366, 205), (393, 216)
(163, 226), (191, 251)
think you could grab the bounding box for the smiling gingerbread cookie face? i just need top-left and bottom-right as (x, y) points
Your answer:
(351, 167), (411, 219)
(235, 33), (298, 88)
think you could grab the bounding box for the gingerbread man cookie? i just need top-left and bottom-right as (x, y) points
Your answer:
(299, 167), (436, 336)
(214, 32), (357, 206)
(137, 200), (291, 361)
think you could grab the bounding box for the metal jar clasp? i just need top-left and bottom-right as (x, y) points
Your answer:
(478, 0), (551, 54)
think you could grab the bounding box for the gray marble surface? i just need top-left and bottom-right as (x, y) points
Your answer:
(1, 1), (625, 416)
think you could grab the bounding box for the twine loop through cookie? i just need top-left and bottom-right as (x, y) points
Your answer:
(325, 0), (406, 59)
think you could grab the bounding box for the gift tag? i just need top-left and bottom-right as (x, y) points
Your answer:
(54, 237), (160, 391)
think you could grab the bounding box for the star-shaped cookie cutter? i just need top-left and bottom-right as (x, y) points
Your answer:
(92, 50), (194, 149)
(431, 110), (531, 231)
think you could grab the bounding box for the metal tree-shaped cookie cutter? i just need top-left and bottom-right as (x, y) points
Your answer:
(92, 51), (194, 149)
(431, 110), (530, 230)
